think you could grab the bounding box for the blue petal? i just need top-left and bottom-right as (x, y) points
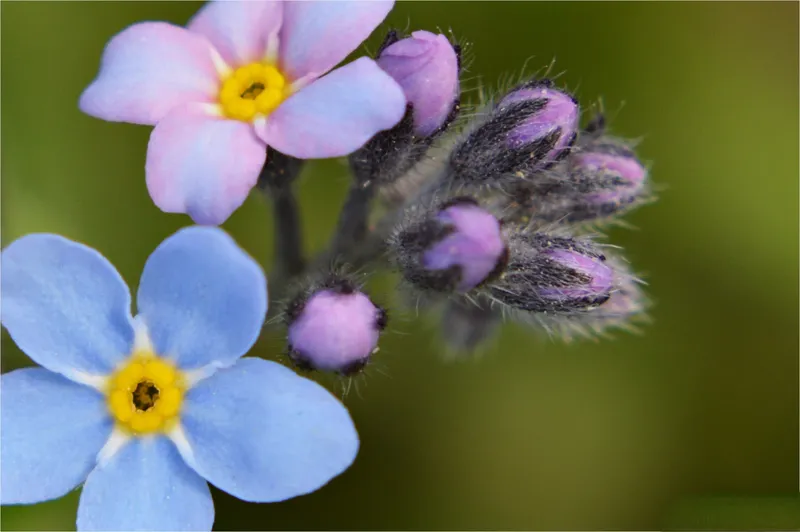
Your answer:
(136, 226), (267, 370)
(180, 358), (359, 502)
(1, 368), (112, 505)
(77, 437), (214, 531)
(1, 234), (135, 378)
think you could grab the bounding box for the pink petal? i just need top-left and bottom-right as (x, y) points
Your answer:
(187, 0), (282, 67)
(256, 57), (406, 159)
(79, 22), (220, 126)
(258, 58), (405, 159)
(146, 104), (266, 225)
(279, 0), (394, 82)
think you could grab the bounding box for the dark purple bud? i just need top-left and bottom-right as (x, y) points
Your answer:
(500, 85), (579, 163)
(391, 198), (507, 293)
(488, 233), (613, 313)
(286, 276), (387, 375)
(378, 30), (460, 136)
(502, 136), (650, 225)
(448, 79), (579, 187)
(571, 150), (647, 205)
(538, 249), (614, 300)
(552, 261), (650, 339)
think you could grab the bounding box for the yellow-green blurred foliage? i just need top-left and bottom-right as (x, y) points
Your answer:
(2, 2), (798, 530)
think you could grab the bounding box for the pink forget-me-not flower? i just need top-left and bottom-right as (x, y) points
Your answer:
(80, 0), (406, 225)
(0, 226), (359, 530)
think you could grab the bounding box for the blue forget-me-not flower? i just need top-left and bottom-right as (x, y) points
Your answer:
(0, 226), (359, 530)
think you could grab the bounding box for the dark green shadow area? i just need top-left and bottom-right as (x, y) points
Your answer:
(663, 495), (800, 531)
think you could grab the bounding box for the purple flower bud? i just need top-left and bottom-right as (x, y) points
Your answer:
(378, 30), (460, 136)
(571, 150), (647, 205)
(550, 261), (650, 339)
(349, 30), (461, 187)
(286, 277), (387, 375)
(539, 249), (614, 300)
(488, 233), (612, 313)
(501, 136), (650, 225)
(448, 79), (579, 187)
(391, 198), (507, 293)
(500, 84), (579, 164)
(597, 280), (647, 324)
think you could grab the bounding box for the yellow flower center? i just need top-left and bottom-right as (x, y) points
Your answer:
(219, 63), (288, 122)
(107, 349), (185, 435)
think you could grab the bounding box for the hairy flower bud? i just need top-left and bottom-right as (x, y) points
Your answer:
(349, 30), (461, 188)
(449, 79), (579, 187)
(390, 198), (507, 293)
(378, 30), (460, 136)
(585, 273), (648, 331)
(546, 259), (650, 339)
(488, 233), (612, 313)
(567, 138), (648, 214)
(500, 134), (650, 227)
(285, 275), (387, 375)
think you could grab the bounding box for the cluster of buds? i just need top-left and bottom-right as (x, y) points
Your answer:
(275, 29), (653, 371)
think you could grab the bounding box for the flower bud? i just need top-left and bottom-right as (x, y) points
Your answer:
(449, 79), (579, 187)
(568, 141), (647, 209)
(285, 276), (387, 375)
(488, 233), (613, 313)
(586, 274), (648, 331)
(349, 30), (460, 188)
(549, 260), (650, 339)
(501, 136), (649, 226)
(378, 30), (460, 136)
(391, 198), (507, 293)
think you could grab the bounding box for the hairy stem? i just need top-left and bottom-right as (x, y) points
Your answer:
(267, 186), (305, 278)
(257, 148), (306, 289)
(328, 181), (376, 263)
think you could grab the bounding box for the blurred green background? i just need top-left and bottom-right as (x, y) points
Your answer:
(2, 1), (798, 530)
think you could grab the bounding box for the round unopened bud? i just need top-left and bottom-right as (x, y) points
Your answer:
(286, 279), (387, 375)
(488, 234), (612, 313)
(449, 80), (579, 186)
(378, 30), (460, 136)
(391, 198), (507, 293)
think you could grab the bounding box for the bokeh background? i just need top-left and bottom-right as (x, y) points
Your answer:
(2, 1), (798, 530)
